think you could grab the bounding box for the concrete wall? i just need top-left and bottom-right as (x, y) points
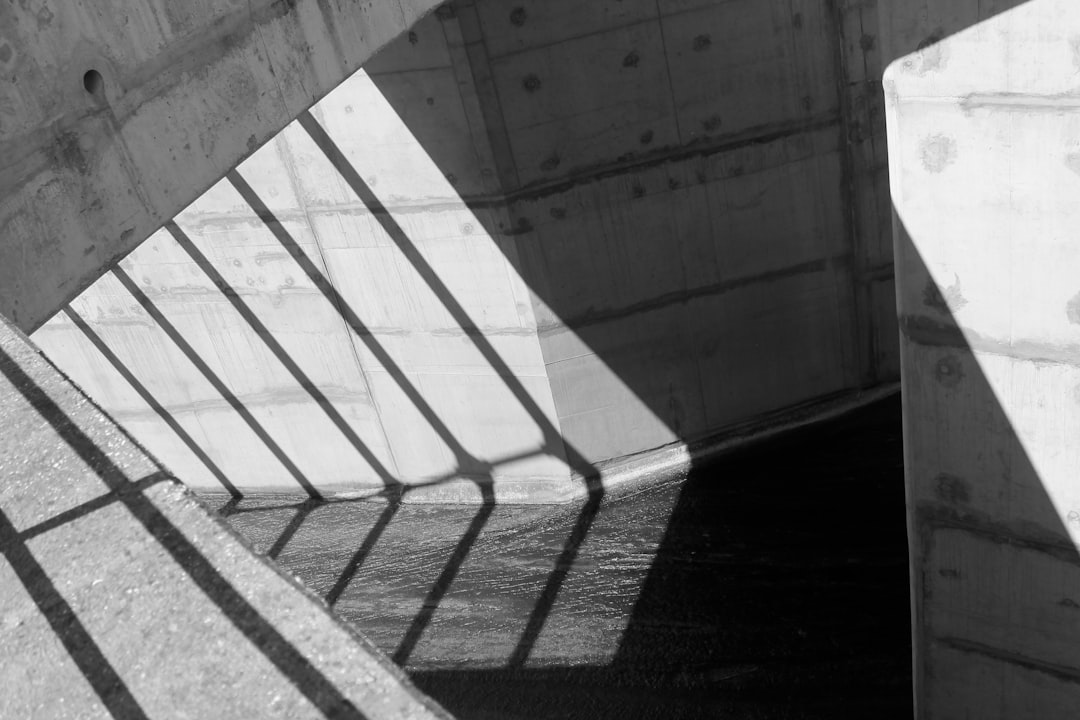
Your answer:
(0, 0), (444, 331)
(883, 0), (1080, 715)
(29, 1), (899, 499)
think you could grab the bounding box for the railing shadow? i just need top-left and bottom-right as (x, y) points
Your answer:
(63, 306), (242, 499)
(166, 220), (400, 491)
(0, 337), (370, 720)
(111, 266), (324, 500)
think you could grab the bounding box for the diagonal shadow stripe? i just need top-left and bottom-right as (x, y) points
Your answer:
(507, 480), (604, 667)
(393, 493), (496, 667)
(111, 267), (322, 499)
(166, 221), (400, 489)
(226, 169), (485, 478)
(64, 307), (242, 498)
(0, 342), (369, 720)
(18, 471), (173, 542)
(266, 500), (318, 561)
(0, 507), (151, 720)
(325, 501), (400, 607)
(296, 110), (598, 481)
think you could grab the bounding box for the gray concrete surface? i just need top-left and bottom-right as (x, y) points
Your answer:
(0, 0), (444, 331)
(0, 317), (449, 718)
(882, 0), (1080, 716)
(31, 0), (901, 501)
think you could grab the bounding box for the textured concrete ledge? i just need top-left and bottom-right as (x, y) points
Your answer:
(0, 317), (449, 719)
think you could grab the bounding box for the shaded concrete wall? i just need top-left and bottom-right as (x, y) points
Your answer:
(456, 0), (897, 462)
(883, 0), (1080, 715)
(0, 0), (444, 331)
(30, 1), (899, 499)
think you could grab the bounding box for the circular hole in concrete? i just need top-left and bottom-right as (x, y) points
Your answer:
(83, 69), (104, 96)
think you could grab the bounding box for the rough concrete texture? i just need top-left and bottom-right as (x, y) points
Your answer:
(0, 317), (449, 719)
(0, 0), (444, 331)
(221, 396), (912, 719)
(883, 0), (1080, 715)
(33, 1), (900, 500)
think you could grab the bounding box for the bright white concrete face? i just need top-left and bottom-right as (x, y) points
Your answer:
(885, 0), (1080, 715)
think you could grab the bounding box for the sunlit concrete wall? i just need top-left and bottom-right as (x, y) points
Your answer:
(884, 0), (1080, 715)
(32, 1), (899, 499)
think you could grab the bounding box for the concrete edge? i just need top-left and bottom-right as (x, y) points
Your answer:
(206, 382), (901, 508)
(587, 382), (903, 501)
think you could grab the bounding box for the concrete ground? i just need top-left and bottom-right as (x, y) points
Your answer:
(218, 395), (912, 719)
(0, 319), (448, 720)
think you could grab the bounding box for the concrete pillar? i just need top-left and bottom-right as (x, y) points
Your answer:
(884, 0), (1080, 714)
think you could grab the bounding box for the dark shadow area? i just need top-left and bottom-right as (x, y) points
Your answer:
(409, 396), (913, 719)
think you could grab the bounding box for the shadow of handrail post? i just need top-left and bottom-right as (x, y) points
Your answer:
(393, 483), (497, 667)
(265, 500), (320, 560)
(0, 506), (151, 720)
(508, 478), (604, 667)
(325, 500), (401, 607)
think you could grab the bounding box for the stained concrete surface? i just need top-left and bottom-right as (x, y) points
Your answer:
(219, 395), (912, 719)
